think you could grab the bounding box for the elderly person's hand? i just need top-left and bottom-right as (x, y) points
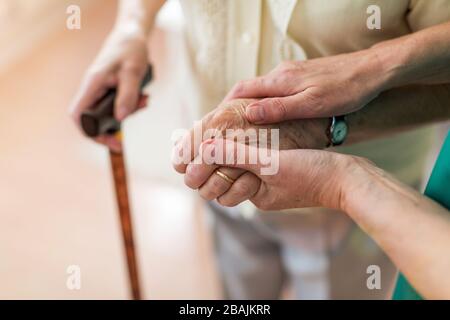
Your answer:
(187, 138), (353, 210)
(224, 50), (390, 124)
(172, 99), (328, 206)
(69, 25), (150, 152)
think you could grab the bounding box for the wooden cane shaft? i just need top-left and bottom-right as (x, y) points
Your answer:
(109, 150), (141, 300)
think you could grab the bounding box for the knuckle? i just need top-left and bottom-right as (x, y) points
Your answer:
(218, 195), (243, 207)
(280, 70), (297, 83)
(271, 98), (288, 119)
(199, 188), (216, 201)
(184, 175), (197, 190)
(302, 89), (324, 114)
(211, 177), (225, 193)
(118, 91), (138, 105)
(258, 75), (271, 88)
(276, 61), (300, 80)
(232, 181), (251, 197)
(279, 67), (292, 77)
(86, 69), (106, 83)
(184, 166), (201, 189)
(254, 76), (266, 88)
(251, 193), (273, 211)
(255, 200), (271, 211)
(231, 81), (246, 96)
(279, 61), (294, 71)
(216, 196), (232, 207)
(123, 63), (143, 76)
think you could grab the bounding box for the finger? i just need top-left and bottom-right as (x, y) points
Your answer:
(172, 127), (196, 174)
(245, 91), (315, 124)
(223, 75), (283, 102)
(184, 157), (218, 190)
(172, 118), (213, 174)
(69, 71), (117, 126)
(184, 140), (242, 189)
(201, 139), (274, 175)
(137, 94), (149, 110)
(198, 167), (246, 201)
(217, 171), (260, 207)
(115, 65), (145, 120)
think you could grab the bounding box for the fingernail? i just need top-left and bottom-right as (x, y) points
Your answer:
(246, 105), (265, 123)
(202, 139), (216, 158)
(204, 139), (215, 155)
(203, 138), (214, 144)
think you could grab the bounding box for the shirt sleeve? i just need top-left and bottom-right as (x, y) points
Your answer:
(407, 0), (450, 31)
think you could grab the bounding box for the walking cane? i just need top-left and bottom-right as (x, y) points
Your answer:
(80, 66), (153, 300)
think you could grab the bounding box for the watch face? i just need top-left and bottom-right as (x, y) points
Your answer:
(332, 121), (348, 145)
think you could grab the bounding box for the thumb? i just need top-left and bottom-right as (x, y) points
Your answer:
(245, 91), (317, 124)
(223, 75), (284, 102)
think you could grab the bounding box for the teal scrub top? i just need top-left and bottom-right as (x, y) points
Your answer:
(393, 130), (450, 300)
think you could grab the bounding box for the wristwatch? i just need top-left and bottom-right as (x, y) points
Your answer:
(326, 115), (348, 147)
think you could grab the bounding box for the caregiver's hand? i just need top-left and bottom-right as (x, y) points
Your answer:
(69, 28), (150, 152)
(224, 50), (389, 124)
(193, 138), (352, 210)
(197, 138), (450, 300)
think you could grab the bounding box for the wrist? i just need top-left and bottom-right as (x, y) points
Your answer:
(369, 38), (415, 90)
(313, 152), (360, 210)
(289, 118), (330, 150)
(112, 20), (151, 41)
(349, 47), (395, 97)
(114, 2), (161, 38)
(338, 155), (416, 227)
(338, 156), (381, 217)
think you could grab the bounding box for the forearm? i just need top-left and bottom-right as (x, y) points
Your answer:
(374, 22), (450, 88)
(346, 83), (450, 144)
(114, 0), (166, 36)
(268, 82), (449, 149)
(345, 22), (450, 144)
(342, 159), (450, 299)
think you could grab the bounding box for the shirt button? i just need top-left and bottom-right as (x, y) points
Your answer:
(241, 32), (253, 44)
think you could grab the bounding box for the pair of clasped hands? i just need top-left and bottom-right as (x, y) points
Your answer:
(68, 28), (397, 213)
(170, 51), (389, 211)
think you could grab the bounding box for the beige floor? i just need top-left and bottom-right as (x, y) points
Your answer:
(0, 1), (220, 299)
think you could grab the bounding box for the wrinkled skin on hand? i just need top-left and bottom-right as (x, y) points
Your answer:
(208, 140), (353, 211)
(172, 99), (329, 206)
(173, 99), (328, 174)
(224, 50), (387, 123)
(69, 30), (150, 152)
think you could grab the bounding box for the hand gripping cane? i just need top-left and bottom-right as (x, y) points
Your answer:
(80, 66), (153, 300)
